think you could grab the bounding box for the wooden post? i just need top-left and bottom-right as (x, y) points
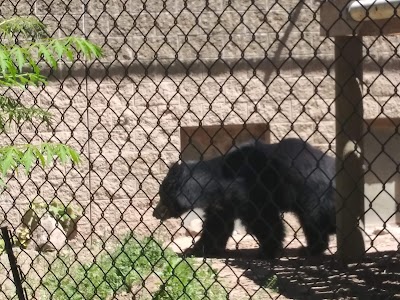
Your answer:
(334, 36), (366, 263)
(321, 0), (400, 264)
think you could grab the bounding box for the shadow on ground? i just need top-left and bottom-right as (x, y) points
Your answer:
(184, 248), (400, 299)
(228, 249), (400, 299)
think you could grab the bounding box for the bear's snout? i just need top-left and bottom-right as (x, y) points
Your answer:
(153, 203), (170, 220)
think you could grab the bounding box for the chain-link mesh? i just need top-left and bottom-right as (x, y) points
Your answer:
(0, 0), (399, 299)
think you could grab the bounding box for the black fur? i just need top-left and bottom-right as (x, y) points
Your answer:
(153, 138), (336, 259)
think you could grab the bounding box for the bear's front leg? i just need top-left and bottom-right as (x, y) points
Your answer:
(183, 209), (234, 258)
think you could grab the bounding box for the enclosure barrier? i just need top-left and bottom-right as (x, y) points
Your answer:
(0, 0), (399, 299)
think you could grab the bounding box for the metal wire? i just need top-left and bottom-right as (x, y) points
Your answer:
(0, 0), (399, 299)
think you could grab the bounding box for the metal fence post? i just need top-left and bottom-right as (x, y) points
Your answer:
(334, 35), (366, 263)
(1, 227), (26, 300)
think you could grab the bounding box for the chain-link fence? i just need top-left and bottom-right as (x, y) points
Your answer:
(0, 0), (400, 299)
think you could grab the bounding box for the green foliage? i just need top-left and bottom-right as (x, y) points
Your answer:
(0, 238), (4, 254)
(154, 256), (226, 300)
(0, 198), (83, 252)
(0, 143), (80, 187)
(13, 225), (30, 248)
(264, 274), (279, 293)
(0, 16), (102, 186)
(39, 236), (167, 299)
(46, 198), (83, 234)
(12, 197), (83, 248)
(0, 36), (102, 87)
(0, 95), (52, 129)
(22, 198), (83, 235)
(1, 227), (30, 253)
(0, 16), (102, 88)
(35, 235), (227, 300)
(0, 16), (46, 39)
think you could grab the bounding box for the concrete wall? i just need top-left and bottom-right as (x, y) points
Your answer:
(0, 0), (399, 243)
(364, 120), (400, 226)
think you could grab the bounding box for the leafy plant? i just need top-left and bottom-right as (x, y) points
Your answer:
(0, 16), (102, 186)
(34, 235), (227, 300)
(0, 238), (4, 254)
(265, 274), (279, 293)
(13, 224), (30, 248)
(154, 256), (226, 300)
(12, 197), (83, 248)
(47, 198), (83, 236)
(0, 227), (28, 254)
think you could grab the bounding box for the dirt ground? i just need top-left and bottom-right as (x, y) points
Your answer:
(207, 234), (400, 299)
(167, 214), (400, 299)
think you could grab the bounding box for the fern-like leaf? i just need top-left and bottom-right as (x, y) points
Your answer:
(37, 43), (58, 68)
(0, 16), (47, 39)
(0, 73), (47, 87)
(34, 37), (103, 65)
(0, 147), (20, 176)
(0, 45), (17, 76)
(0, 95), (52, 130)
(11, 46), (29, 72)
(0, 30), (102, 88)
(0, 143), (81, 177)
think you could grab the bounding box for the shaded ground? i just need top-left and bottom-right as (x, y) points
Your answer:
(210, 249), (400, 299)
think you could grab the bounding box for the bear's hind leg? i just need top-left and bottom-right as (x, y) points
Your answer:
(300, 219), (330, 256)
(244, 207), (285, 260)
(297, 197), (333, 256)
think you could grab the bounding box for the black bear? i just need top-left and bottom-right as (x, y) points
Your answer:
(153, 138), (336, 259)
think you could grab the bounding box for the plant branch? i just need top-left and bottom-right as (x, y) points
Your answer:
(0, 95), (52, 130)
(0, 143), (80, 182)
(0, 16), (47, 39)
(0, 37), (102, 87)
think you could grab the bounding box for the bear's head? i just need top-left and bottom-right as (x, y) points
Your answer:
(153, 160), (218, 221)
(153, 161), (192, 220)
